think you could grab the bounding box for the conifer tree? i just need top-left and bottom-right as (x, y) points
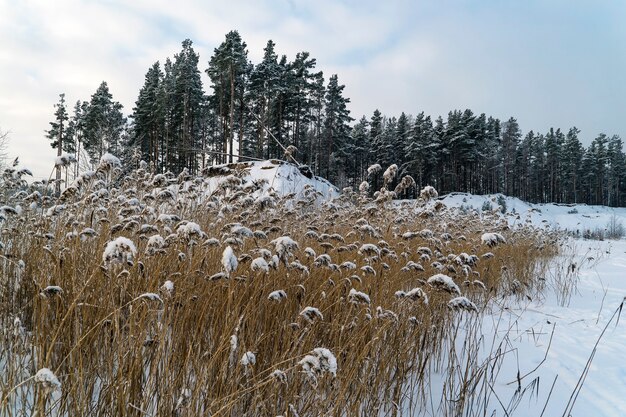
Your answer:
(322, 74), (352, 182)
(83, 82), (126, 163)
(207, 31), (250, 163)
(133, 61), (165, 171)
(46, 93), (71, 193)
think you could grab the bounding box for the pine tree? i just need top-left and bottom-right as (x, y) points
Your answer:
(607, 135), (625, 206)
(403, 112), (437, 189)
(46, 93), (71, 193)
(83, 81), (126, 164)
(500, 117), (522, 196)
(322, 74), (353, 183)
(132, 61), (165, 171)
(206, 31), (250, 163)
(562, 127), (584, 203)
(171, 39), (205, 172)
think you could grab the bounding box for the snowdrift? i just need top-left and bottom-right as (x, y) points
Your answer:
(202, 159), (339, 200)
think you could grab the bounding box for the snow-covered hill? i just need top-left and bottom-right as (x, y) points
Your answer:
(201, 159), (339, 200)
(439, 192), (626, 237)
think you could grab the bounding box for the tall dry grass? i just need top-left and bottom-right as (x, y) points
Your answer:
(0, 158), (559, 416)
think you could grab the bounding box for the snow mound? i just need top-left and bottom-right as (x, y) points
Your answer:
(203, 160), (339, 201)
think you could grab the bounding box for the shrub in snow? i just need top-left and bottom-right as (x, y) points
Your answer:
(299, 347), (338, 386)
(161, 280), (174, 297)
(359, 181), (369, 194)
(102, 237), (137, 266)
(54, 153), (76, 168)
(348, 288), (371, 305)
(481, 232), (506, 247)
(394, 175), (415, 195)
(138, 292), (164, 304)
(360, 265), (376, 276)
(472, 280), (486, 290)
(289, 261), (309, 275)
(314, 254), (331, 267)
(340, 261), (357, 270)
(311, 347), (337, 377)
(231, 225), (253, 238)
(177, 222), (203, 239)
(427, 274), (461, 295)
(401, 261), (424, 272)
(448, 296), (478, 312)
(98, 153), (121, 171)
(376, 306), (398, 321)
(358, 243), (380, 257)
(397, 287), (429, 304)
(145, 235), (165, 255)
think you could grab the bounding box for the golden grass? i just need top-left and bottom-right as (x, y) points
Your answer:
(0, 162), (559, 416)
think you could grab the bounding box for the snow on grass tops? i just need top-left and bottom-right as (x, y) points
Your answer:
(481, 232), (507, 247)
(427, 273), (461, 295)
(221, 246), (238, 275)
(34, 368), (61, 393)
(102, 236), (137, 266)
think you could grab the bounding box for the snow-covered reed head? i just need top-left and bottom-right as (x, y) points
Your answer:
(102, 236), (137, 266)
(367, 164), (382, 176)
(34, 368), (61, 394)
(382, 164), (398, 186)
(222, 246), (238, 275)
(55, 153), (77, 168)
(98, 153), (122, 172)
(419, 185), (438, 201)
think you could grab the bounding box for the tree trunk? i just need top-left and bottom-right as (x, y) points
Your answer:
(229, 64), (235, 163)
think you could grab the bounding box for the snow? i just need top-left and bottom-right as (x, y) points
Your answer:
(98, 152), (121, 169)
(438, 192), (626, 235)
(240, 351), (256, 366)
(427, 273), (461, 295)
(299, 306), (323, 322)
(102, 236), (137, 266)
(203, 160), (339, 200)
(268, 290), (287, 301)
(348, 288), (371, 305)
(221, 246), (238, 274)
(34, 368), (61, 392)
(423, 239), (626, 416)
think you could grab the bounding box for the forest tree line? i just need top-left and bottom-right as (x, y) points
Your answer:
(46, 31), (626, 207)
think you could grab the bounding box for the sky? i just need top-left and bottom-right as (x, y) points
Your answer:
(1, 0), (625, 179)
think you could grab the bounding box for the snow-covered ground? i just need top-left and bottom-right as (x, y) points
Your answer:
(458, 239), (626, 416)
(440, 193), (626, 236)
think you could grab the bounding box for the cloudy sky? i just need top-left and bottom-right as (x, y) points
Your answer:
(1, 0), (625, 179)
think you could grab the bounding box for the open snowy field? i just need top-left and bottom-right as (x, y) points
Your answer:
(427, 238), (626, 416)
(439, 193), (626, 237)
(483, 240), (626, 417)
